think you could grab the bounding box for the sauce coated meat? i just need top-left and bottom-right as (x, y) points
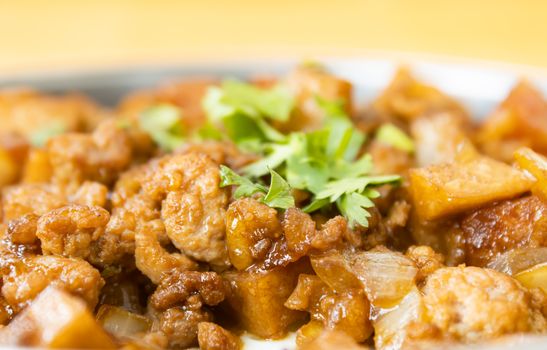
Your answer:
(0, 63), (546, 349)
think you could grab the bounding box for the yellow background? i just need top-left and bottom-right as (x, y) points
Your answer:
(0, 0), (546, 74)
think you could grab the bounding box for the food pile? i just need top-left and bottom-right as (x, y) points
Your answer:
(0, 64), (546, 349)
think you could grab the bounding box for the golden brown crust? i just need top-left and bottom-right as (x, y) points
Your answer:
(462, 195), (547, 267)
(413, 266), (547, 342)
(197, 322), (241, 350)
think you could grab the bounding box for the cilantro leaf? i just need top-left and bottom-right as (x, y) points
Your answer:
(315, 174), (401, 202)
(221, 80), (294, 121)
(202, 80), (294, 145)
(209, 78), (402, 228)
(337, 192), (375, 228)
(139, 104), (185, 152)
(263, 170), (295, 209)
(375, 123), (415, 153)
(242, 141), (295, 177)
(196, 121), (223, 141)
(219, 165), (267, 198)
(30, 120), (66, 147)
(219, 165), (294, 209)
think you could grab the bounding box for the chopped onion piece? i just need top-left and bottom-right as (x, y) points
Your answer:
(515, 263), (547, 293)
(514, 147), (547, 202)
(350, 250), (417, 308)
(373, 287), (423, 350)
(487, 247), (547, 276)
(310, 251), (362, 292)
(96, 305), (151, 339)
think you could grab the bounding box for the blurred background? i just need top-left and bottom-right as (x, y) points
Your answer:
(0, 0), (546, 74)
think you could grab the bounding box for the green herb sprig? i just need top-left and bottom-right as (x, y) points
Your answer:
(206, 82), (401, 228)
(219, 165), (294, 209)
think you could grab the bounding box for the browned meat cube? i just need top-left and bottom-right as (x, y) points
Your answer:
(462, 195), (547, 267)
(222, 260), (310, 339)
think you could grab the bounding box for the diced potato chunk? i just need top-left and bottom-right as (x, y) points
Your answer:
(225, 198), (282, 270)
(409, 156), (533, 220)
(514, 147), (547, 202)
(373, 68), (466, 121)
(478, 81), (547, 159)
(515, 263), (547, 293)
(300, 330), (367, 350)
(0, 286), (115, 348)
(23, 148), (53, 183)
(0, 148), (17, 188)
(296, 320), (324, 347)
(222, 260), (309, 339)
(411, 112), (476, 167)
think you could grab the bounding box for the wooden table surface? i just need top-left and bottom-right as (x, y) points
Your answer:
(0, 0), (546, 74)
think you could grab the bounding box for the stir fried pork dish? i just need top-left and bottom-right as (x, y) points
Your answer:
(0, 63), (546, 349)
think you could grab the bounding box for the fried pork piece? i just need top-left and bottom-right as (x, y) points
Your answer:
(135, 220), (198, 285)
(405, 245), (445, 284)
(1, 183), (65, 221)
(0, 88), (104, 139)
(111, 151), (230, 271)
(177, 140), (258, 169)
(409, 266), (547, 343)
(143, 152), (230, 267)
(286, 274), (372, 343)
(223, 259), (310, 339)
(36, 204), (110, 261)
(373, 68), (467, 122)
(149, 271), (225, 311)
(409, 155), (533, 221)
(149, 271), (225, 349)
(461, 195), (547, 267)
(197, 322), (241, 350)
(6, 212), (39, 246)
(106, 162), (153, 260)
(1, 178), (107, 220)
(283, 64), (352, 132)
(47, 119), (132, 188)
(0, 286), (115, 348)
(0, 254), (104, 313)
(477, 81), (547, 161)
(225, 198), (350, 271)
